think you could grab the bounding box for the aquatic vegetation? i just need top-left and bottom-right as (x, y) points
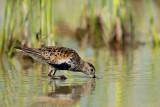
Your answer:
(0, 0), (55, 56)
(0, 0), (159, 55)
(146, 0), (159, 46)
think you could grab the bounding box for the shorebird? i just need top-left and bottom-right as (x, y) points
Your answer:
(15, 46), (96, 78)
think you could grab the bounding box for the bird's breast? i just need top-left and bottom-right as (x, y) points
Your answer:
(48, 62), (71, 70)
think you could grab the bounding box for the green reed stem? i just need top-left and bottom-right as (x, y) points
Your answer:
(28, 0), (38, 48)
(5, 0), (14, 49)
(146, 0), (159, 46)
(8, 11), (29, 56)
(47, 0), (51, 35)
(0, 0), (9, 55)
(51, 0), (55, 44)
(112, 0), (120, 20)
(43, 1), (47, 45)
(40, 0), (44, 41)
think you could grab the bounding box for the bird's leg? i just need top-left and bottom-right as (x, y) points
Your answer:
(52, 69), (57, 76)
(48, 69), (53, 77)
(51, 69), (67, 80)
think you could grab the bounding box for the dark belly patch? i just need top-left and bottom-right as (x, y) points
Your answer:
(48, 63), (71, 70)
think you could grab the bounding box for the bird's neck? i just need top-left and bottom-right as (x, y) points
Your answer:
(76, 60), (86, 72)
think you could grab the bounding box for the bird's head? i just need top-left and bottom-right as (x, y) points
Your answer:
(82, 62), (96, 78)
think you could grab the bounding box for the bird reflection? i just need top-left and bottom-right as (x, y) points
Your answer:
(16, 52), (34, 70)
(33, 78), (96, 107)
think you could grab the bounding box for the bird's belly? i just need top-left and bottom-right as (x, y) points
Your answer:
(48, 63), (71, 70)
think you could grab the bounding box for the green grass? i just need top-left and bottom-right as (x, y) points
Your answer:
(0, 0), (55, 56)
(0, 0), (159, 55)
(146, 0), (159, 46)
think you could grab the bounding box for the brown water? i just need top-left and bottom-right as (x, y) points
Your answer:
(1, 46), (160, 107)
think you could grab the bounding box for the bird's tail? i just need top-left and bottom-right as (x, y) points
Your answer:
(15, 46), (38, 55)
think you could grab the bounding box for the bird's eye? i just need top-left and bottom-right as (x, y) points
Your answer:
(90, 69), (94, 72)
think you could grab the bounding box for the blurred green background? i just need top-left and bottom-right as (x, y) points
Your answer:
(1, 0), (160, 55)
(1, 0), (160, 107)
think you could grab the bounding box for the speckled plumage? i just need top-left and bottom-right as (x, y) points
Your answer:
(15, 46), (96, 78)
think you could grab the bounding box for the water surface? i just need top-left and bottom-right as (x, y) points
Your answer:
(0, 46), (160, 107)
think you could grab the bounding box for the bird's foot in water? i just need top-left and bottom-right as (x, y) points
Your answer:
(48, 74), (52, 77)
(51, 75), (67, 80)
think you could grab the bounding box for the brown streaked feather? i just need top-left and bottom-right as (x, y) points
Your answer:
(15, 46), (81, 65)
(39, 46), (81, 64)
(15, 46), (41, 55)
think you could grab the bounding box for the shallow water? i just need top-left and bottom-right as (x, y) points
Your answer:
(1, 46), (160, 107)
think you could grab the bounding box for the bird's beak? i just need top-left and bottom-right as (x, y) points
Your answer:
(90, 75), (96, 78)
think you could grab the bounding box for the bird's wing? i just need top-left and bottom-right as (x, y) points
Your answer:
(35, 46), (80, 65)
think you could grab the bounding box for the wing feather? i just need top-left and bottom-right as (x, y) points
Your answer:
(30, 46), (80, 65)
